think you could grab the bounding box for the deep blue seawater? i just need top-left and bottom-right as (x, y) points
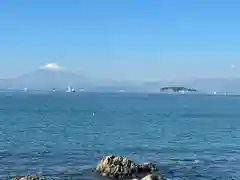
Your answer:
(0, 92), (240, 180)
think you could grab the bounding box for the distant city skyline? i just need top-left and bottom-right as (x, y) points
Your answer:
(0, 0), (240, 81)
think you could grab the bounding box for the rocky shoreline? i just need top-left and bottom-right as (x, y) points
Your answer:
(11, 155), (165, 180)
(12, 177), (42, 180)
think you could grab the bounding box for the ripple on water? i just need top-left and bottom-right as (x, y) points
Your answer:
(1, 93), (240, 179)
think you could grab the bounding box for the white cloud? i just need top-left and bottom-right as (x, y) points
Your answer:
(231, 64), (236, 68)
(40, 63), (62, 70)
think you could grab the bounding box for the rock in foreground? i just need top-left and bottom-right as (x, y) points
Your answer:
(11, 176), (40, 180)
(96, 155), (161, 179)
(141, 174), (165, 180)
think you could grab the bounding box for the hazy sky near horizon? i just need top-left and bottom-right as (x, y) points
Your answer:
(0, 0), (240, 81)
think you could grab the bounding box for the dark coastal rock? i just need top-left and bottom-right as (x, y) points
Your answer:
(11, 176), (40, 180)
(96, 155), (158, 179)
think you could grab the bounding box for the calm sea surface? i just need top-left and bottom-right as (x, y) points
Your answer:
(0, 92), (240, 180)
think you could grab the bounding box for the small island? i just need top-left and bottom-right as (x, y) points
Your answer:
(160, 86), (197, 93)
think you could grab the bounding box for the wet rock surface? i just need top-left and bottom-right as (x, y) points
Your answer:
(96, 155), (163, 179)
(11, 176), (41, 180)
(140, 174), (165, 180)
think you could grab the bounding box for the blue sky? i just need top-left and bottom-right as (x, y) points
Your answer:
(0, 0), (239, 81)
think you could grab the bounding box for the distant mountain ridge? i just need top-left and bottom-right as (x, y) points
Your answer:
(14, 68), (88, 89)
(1, 66), (240, 93)
(0, 68), (89, 90)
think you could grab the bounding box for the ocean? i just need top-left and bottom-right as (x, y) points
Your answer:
(0, 92), (240, 180)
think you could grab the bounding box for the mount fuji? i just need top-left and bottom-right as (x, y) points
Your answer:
(1, 63), (89, 90)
